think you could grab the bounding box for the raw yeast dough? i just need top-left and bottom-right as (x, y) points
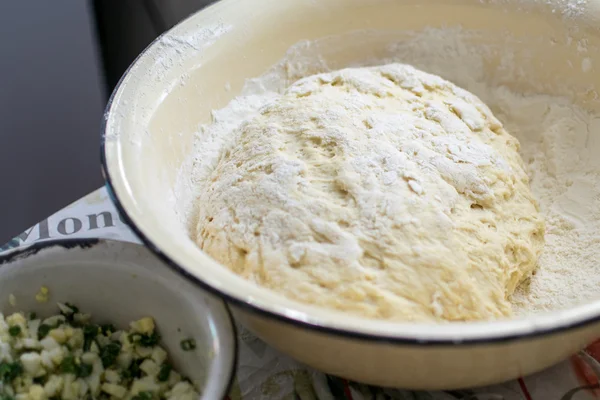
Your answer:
(194, 63), (545, 322)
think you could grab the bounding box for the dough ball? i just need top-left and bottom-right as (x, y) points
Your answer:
(195, 63), (545, 322)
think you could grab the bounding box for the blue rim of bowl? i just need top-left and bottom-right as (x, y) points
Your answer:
(99, 15), (600, 348)
(0, 238), (238, 400)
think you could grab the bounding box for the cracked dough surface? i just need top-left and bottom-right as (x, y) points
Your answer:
(195, 63), (545, 322)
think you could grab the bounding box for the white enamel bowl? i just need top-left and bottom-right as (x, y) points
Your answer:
(0, 239), (237, 399)
(102, 0), (600, 389)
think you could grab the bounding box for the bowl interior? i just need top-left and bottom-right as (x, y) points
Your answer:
(0, 240), (236, 399)
(104, 0), (600, 340)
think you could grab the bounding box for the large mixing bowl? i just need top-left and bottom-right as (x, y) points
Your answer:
(102, 0), (600, 389)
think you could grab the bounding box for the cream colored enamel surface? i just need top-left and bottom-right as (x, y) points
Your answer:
(104, 0), (600, 388)
(232, 305), (600, 389)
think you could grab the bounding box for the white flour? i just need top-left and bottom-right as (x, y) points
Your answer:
(478, 0), (587, 19)
(181, 27), (600, 318)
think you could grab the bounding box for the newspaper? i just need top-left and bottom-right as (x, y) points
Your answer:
(1, 187), (599, 399)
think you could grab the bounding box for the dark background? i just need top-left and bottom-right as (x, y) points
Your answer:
(0, 0), (215, 244)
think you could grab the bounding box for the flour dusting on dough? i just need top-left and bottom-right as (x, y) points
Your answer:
(178, 27), (600, 318)
(193, 64), (544, 322)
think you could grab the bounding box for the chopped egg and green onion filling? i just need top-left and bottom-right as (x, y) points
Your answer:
(0, 303), (200, 400)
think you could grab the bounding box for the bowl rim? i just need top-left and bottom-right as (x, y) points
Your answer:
(0, 238), (239, 400)
(100, 0), (600, 347)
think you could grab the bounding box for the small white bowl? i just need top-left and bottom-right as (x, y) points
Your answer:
(0, 239), (237, 399)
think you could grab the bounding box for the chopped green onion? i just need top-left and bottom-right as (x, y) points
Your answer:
(132, 392), (153, 400)
(180, 339), (196, 351)
(101, 324), (116, 335)
(60, 303), (79, 322)
(0, 362), (22, 383)
(78, 362), (93, 378)
(82, 324), (99, 351)
(130, 331), (160, 347)
(157, 363), (172, 382)
(59, 355), (79, 375)
(122, 358), (143, 381)
(59, 355), (94, 378)
(33, 375), (47, 385)
(64, 302), (79, 313)
(100, 342), (121, 368)
(37, 324), (51, 340)
(8, 326), (20, 337)
(0, 305), (199, 399)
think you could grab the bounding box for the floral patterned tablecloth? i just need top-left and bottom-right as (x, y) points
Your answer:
(1, 187), (599, 400)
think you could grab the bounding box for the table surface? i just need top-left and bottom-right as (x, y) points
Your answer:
(1, 187), (599, 400)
